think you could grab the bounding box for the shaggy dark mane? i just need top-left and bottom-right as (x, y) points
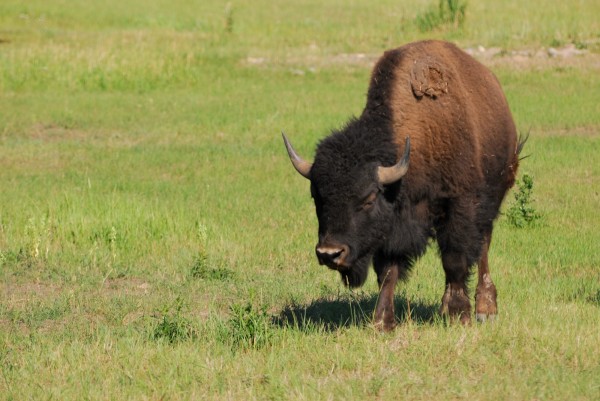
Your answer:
(316, 117), (397, 167)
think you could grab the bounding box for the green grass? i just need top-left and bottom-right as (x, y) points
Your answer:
(1, 1), (600, 400)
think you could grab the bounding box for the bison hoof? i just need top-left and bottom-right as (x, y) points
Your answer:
(440, 286), (471, 325)
(373, 319), (397, 332)
(442, 311), (471, 325)
(475, 313), (498, 323)
(475, 282), (497, 323)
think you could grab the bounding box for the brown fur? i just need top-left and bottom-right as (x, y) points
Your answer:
(376, 40), (519, 200)
(372, 41), (519, 327)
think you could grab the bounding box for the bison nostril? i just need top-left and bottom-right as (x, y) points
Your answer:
(316, 245), (349, 266)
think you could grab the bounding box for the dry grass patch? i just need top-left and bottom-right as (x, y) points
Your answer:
(1, 281), (62, 308)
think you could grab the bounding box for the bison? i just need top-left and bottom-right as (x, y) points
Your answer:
(282, 40), (524, 331)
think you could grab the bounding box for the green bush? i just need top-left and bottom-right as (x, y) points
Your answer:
(151, 298), (199, 344)
(415, 0), (467, 32)
(222, 303), (274, 351)
(506, 174), (542, 228)
(190, 253), (235, 281)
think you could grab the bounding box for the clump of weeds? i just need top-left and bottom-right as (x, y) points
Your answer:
(506, 173), (542, 228)
(151, 297), (199, 344)
(189, 222), (235, 281)
(415, 0), (467, 32)
(217, 303), (275, 351)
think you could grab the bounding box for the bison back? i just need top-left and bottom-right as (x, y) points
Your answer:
(367, 40), (519, 199)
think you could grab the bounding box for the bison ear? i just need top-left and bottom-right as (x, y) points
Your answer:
(282, 132), (312, 179)
(377, 137), (410, 185)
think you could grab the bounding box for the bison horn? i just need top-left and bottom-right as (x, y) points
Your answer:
(282, 132), (312, 179)
(377, 137), (411, 185)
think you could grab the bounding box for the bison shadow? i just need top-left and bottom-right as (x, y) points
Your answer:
(274, 293), (438, 332)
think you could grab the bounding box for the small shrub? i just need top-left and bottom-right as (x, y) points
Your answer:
(224, 2), (234, 34)
(506, 174), (542, 228)
(151, 298), (198, 344)
(222, 303), (274, 351)
(415, 0), (467, 32)
(190, 251), (208, 277)
(574, 40), (588, 50)
(0, 249), (29, 269)
(24, 214), (54, 261)
(190, 253), (235, 281)
(190, 221), (235, 281)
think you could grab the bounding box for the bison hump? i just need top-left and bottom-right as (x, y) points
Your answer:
(410, 57), (449, 99)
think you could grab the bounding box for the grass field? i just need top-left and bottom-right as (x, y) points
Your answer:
(1, 1), (599, 400)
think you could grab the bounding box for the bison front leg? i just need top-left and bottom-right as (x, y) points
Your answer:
(373, 264), (399, 332)
(440, 252), (472, 324)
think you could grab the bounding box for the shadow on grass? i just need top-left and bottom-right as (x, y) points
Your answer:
(274, 293), (438, 332)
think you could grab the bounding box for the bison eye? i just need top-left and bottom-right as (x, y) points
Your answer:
(360, 191), (378, 211)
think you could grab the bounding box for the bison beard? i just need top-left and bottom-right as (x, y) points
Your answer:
(339, 255), (370, 288)
(283, 40), (522, 331)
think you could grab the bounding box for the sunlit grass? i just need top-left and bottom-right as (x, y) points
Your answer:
(1, 0), (599, 399)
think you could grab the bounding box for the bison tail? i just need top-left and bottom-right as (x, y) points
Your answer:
(517, 130), (530, 161)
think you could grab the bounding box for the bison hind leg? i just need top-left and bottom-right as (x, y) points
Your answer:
(436, 199), (485, 325)
(475, 231), (498, 322)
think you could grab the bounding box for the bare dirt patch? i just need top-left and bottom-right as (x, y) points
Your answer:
(245, 43), (600, 71)
(3, 123), (145, 149)
(24, 124), (145, 148)
(464, 44), (600, 70)
(1, 281), (62, 308)
(27, 123), (90, 143)
(102, 276), (152, 296)
(532, 126), (600, 138)
(1, 281), (63, 335)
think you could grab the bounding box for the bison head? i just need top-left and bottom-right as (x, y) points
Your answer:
(282, 131), (410, 287)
